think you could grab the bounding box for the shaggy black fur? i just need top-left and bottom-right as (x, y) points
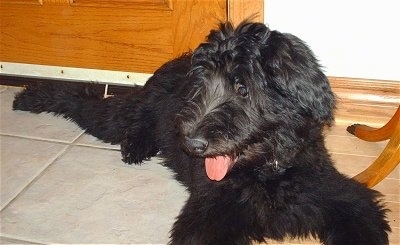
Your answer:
(13, 22), (390, 245)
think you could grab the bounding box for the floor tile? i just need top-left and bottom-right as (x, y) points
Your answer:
(324, 124), (353, 137)
(0, 146), (188, 244)
(331, 152), (375, 177)
(385, 201), (400, 228)
(332, 152), (400, 180)
(0, 86), (8, 93)
(390, 227), (400, 244)
(373, 178), (400, 203)
(0, 235), (43, 244)
(0, 87), (84, 143)
(0, 135), (68, 209)
(325, 134), (386, 157)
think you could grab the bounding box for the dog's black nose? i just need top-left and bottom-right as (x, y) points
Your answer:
(184, 136), (208, 154)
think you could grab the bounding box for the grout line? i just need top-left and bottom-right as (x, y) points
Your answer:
(386, 200), (400, 204)
(0, 132), (80, 144)
(382, 176), (400, 180)
(0, 144), (71, 212)
(335, 118), (387, 128)
(325, 133), (355, 138)
(70, 130), (121, 151)
(329, 151), (379, 158)
(326, 134), (362, 138)
(73, 143), (121, 151)
(0, 233), (48, 245)
(0, 132), (121, 151)
(70, 129), (86, 144)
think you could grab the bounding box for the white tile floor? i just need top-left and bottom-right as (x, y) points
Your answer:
(0, 86), (399, 244)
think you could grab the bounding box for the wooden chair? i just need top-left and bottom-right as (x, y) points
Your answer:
(346, 106), (400, 187)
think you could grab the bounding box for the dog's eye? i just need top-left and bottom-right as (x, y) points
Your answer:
(235, 83), (249, 97)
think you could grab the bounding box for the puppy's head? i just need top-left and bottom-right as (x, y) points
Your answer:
(176, 21), (335, 181)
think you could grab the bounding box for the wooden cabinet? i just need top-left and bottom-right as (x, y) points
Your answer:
(0, 0), (263, 74)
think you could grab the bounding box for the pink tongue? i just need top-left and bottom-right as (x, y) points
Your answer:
(205, 156), (236, 181)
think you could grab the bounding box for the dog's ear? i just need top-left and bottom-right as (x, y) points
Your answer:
(261, 31), (336, 125)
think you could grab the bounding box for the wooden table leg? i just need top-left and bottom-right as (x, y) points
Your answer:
(347, 106), (400, 188)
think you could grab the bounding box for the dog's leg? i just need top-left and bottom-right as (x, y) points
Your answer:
(117, 92), (168, 164)
(120, 129), (158, 164)
(13, 81), (142, 144)
(169, 194), (263, 245)
(317, 181), (390, 245)
(120, 112), (158, 164)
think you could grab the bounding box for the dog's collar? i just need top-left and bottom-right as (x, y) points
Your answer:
(269, 159), (286, 174)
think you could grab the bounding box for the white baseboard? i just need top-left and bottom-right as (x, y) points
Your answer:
(0, 62), (152, 86)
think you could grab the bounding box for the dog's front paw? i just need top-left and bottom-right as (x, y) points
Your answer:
(121, 139), (142, 165)
(120, 134), (157, 165)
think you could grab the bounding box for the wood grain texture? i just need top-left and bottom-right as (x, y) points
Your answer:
(43, 0), (69, 4)
(3, 0), (42, 4)
(329, 77), (400, 126)
(4, 0), (42, 4)
(228, 0), (264, 25)
(69, 0), (173, 10)
(0, 0), (266, 73)
(0, 4), (171, 73)
(0, 0), (227, 73)
(172, 0), (226, 57)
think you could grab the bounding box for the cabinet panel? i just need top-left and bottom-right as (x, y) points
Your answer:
(0, 0), (263, 74)
(0, 4), (176, 73)
(5, 0), (42, 5)
(69, 0), (173, 10)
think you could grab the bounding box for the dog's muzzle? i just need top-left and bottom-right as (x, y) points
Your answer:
(183, 136), (208, 154)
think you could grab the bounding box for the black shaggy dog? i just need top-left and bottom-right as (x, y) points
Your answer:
(13, 22), (390, 244)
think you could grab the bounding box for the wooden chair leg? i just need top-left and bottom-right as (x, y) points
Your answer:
(352, 122), (400, 187)
(347, 106), (400, 142)
(349, 106), (400, 188)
